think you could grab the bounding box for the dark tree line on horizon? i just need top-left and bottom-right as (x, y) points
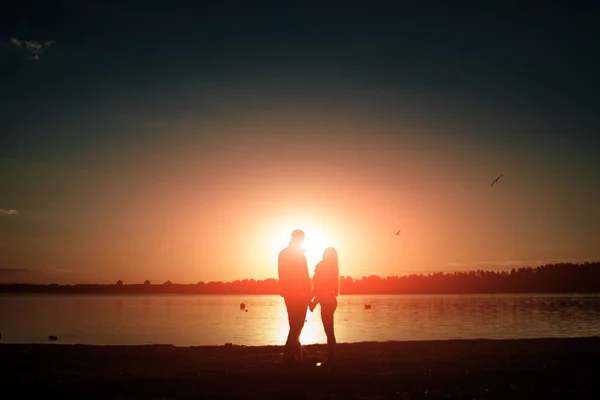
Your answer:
(1, 262), (600, 294)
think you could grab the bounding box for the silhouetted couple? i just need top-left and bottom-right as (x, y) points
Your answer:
(278, 229), (339, 367)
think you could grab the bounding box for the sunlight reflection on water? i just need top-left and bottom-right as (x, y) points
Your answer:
(1, 293), (599, 346)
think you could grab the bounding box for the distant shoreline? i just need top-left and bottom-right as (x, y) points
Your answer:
(3, 262), (600, 295)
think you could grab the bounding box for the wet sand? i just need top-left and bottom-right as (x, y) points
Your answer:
(2, 337), (599, 399)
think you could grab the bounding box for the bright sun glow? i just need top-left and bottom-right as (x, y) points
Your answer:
(269, 222), (335, 269)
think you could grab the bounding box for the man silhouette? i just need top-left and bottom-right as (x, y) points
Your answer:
(278, 229), (312, 364)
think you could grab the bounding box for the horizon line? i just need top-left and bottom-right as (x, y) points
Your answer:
(1, 261), (599, 286)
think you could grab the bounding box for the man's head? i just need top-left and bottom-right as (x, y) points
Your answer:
(289, 229), (305, 249)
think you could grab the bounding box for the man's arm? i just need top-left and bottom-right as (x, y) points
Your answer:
(302, 256), (312, 297)
(278, 251), (288, 297)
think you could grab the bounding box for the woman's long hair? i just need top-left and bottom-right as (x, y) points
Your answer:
(323, 247), (338, 265)
(321, 247), (340, 296)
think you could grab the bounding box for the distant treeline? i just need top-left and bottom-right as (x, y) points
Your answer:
(1, 262), (600, 294)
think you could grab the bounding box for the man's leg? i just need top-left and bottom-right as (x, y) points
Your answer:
(287, 300), (308, 362)
(284, 298), (307, 361)
(284, 298), (296, 360)
(294, 302), (308, 362)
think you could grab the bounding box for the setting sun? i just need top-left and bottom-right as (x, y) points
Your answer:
(268, 221), (336, 269)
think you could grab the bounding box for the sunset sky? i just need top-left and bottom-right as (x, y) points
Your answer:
(1, 1), (599, 284)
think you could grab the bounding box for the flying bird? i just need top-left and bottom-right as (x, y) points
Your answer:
(490, 174), (504, 188)
(395, 230), (401, 236)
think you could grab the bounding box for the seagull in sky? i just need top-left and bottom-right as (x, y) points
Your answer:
(490, 174), (504, 188)
(395, 230), (401, 236)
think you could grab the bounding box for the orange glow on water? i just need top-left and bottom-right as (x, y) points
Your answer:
(275, 308), (328, 345)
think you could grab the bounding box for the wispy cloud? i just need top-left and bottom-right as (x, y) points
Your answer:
(7, 37), (54, 60)
(445, 260), (526, 269)
(0, 268), (64, 274)
(533, 258), (594, 265)
(401, 267), (475, 275)
(447, 258), (596, 270)
(474, 260), (525, 267)
(0, 267), (82, 284)
(446, 262), (468, 267)
(0, 208), (20, 216)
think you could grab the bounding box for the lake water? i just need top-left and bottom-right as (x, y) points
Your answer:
(1, 294), (599, 346)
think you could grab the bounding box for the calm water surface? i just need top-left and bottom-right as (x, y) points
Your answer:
(1, 294), (599, 346)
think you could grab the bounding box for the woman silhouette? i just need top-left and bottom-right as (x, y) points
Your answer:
(310, 247), (340, 366)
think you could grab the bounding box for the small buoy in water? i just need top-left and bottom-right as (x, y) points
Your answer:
(48, 335), (58, 341)
(364, 304), (372, 310)
(240, 302), (246, 310)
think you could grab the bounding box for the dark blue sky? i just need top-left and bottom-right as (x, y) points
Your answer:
(1, 1), (599, 283)
(2, 1), (598, 160)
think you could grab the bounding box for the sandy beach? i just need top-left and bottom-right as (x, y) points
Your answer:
(2, 337), (600, 399)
